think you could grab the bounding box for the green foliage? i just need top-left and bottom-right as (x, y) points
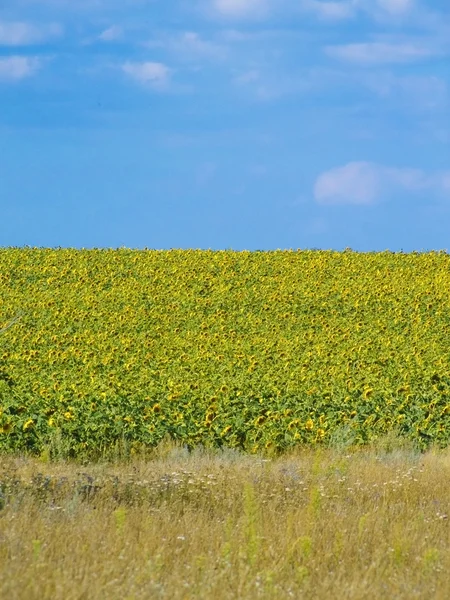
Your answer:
(1, 248), (450, 458)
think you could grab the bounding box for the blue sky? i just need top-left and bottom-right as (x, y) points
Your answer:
(1, 0), (449, 251)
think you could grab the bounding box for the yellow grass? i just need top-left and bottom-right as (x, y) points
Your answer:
(1, 439), (449, 599)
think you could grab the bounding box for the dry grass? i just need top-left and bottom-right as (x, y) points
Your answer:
(0, 439), (449, 600)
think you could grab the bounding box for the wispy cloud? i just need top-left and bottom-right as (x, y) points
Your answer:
(301, 0), (356, 21)
(342, 0), (418, 22)
(0, 20), (62, 46)
(122, 61), (171, 89)
(314, 161), (450, 205)
(233, 68), (276, 100)
(209, 0), (268, 19)
(98, 25), (123, 42)
(145, 31), (227, 63)
(175, 31), (227, 61)
(8, 0), (143, 11)
(314, 162), (382, 205)
(302, 0), (416, 20)
(363, 73), (448, 111)
(233, 67), (316, 101)
(0, 55), (42, 81)
(325, 41), (434, 65)
(204, 0), (420, 22)
(375, 0), (414, 15)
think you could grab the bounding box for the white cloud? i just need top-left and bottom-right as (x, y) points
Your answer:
(176, 31), (227, 60)
(314, 162), (382, 205)
(10, 0), (145, 10)
(349, 0), (416, 20)
(209, 0), (355, 21)
(98, 25), (122, 42)
(314, 161), (450, 205)
(146, 31), (227, 63)
(325, 42), (433, 65)
(363, 73), (448, 111)
(301, 1), (356, 21)
(233, 69), (287, 100)
(384, 166), (431, 191)
(0, 55), (42, 80)
(202, 0), (447, 32)
(235, 69), (311, 100)
(211, 0), (268, 19)
(0, 21), (62, 46)
(122, 61), (171, 89)
(234, 66), (354, 102)
(375, 0), (414, 15)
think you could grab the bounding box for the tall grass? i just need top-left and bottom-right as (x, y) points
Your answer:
(1, 438), (449, 599)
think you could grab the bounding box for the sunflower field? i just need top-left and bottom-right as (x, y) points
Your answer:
(1, 248), (450, 457)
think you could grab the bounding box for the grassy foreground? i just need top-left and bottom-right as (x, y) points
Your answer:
(1, 439), (449, 599)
